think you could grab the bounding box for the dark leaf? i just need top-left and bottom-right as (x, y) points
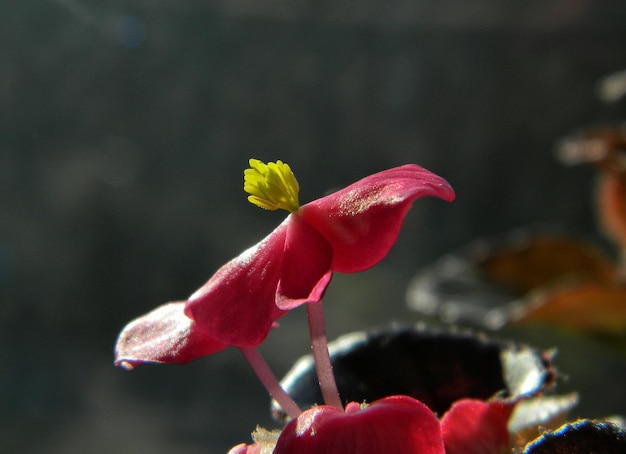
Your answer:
(523, 419), (626, 453)
(272, 326), (557, 422)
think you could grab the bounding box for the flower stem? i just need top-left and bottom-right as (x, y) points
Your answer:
(239, 347), (302, 420)
(306, 300), (343, 410)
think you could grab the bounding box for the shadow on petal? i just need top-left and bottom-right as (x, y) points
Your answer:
(276, 214), (333, 310)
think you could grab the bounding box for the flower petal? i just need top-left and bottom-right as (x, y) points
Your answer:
(274, 396), (445, 454)
(114, 302), (227, 368)
(441, 399), (513, 454)
(227, 444), (261, 454)
(185, 221), (289, 347)
(300, 164), (455, 273)
(276, 214), (334, 310)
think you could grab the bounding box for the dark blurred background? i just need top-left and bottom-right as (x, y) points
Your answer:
(2, 0), (626, 452)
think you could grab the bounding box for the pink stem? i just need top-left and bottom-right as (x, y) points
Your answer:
(306, 300), (343, 410)
(239, 347), (302, 420)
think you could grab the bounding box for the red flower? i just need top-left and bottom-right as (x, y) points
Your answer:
(441, 399), (513, 454)
(233, 396), (512, 454)
(274, 397), (445, 454)
(115, 162), (454, 368)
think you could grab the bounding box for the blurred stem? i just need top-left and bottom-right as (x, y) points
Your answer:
(306, 300), (343, 410)
(239, 347), (301, 419)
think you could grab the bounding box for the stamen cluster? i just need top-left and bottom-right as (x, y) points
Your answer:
(244, 159), (300, 213)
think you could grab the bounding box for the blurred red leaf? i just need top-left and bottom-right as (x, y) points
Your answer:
(515, 283), (626, 335)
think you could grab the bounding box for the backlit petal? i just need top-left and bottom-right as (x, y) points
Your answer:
(274, 396), (445, 454)
(114, 302), (227, 368)
(227, 443), (261, 454)
(185, 221), (290, 347)
(441, 399), (513, 454)
(300, 164), (455, 273)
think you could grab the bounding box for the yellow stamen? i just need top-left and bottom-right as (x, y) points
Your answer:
(244, 159), (300, 212)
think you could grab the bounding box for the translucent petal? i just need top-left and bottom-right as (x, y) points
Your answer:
(301, 164), (455, 273)
(274, 396), (445, 454)
(185, 221), (290, 347)
(276, 214), (334, 310)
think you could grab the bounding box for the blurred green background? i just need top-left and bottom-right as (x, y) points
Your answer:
(2, 0), (626, 452)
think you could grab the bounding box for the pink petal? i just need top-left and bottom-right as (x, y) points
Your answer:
(276, 214), (334, 310)
(274, 396), (445, 454)
(300, 164), (455, 273)
(114, 302), (226, 368)
(185, 221), (289, 347)
(227, 444), (261, 454)
(441, 399), (513, 454)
